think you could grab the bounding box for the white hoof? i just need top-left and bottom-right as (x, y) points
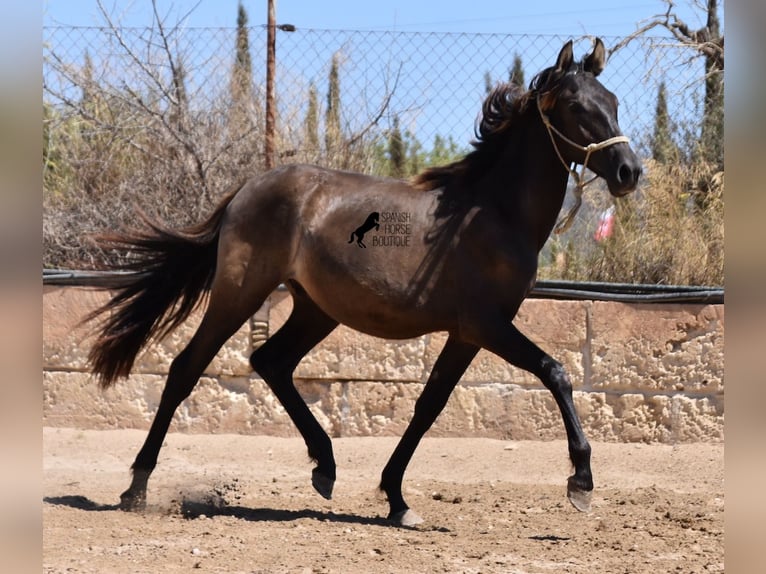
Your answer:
(390, 508), (424, 527)
(567, 487), (593, 513)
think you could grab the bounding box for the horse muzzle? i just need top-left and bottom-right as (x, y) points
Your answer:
(605, 147), (642, 197)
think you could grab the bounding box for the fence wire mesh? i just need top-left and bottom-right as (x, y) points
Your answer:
(43, 24), (720, 280)
(44, 26), (709, 171)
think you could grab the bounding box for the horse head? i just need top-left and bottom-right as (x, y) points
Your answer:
(533, 38), (642, 197)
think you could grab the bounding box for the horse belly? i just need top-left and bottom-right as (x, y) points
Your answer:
(305, 274), (452, 339)
(293, 246), (456, 340)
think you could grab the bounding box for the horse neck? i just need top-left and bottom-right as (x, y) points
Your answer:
(491, 114), (571, 251)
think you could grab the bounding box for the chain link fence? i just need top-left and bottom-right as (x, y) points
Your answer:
(43, 24), (718, 274)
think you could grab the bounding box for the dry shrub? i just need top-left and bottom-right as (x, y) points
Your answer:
(43, 100), (384, 269)
(583, 159), (723, 286)
(43, 100), (261, 268)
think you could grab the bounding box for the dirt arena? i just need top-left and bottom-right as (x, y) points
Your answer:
(43, 428), (723, 573)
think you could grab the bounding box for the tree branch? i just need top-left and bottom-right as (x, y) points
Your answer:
(347, 62), (404, 147)
(608, 0), (723, 70)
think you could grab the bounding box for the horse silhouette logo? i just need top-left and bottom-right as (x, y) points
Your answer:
(348, 212), (380, 248)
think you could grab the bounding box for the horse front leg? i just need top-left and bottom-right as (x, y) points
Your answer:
(380, 337), (479, 526)
(538, 356), (593, 511)
(468, 321), (593, 512)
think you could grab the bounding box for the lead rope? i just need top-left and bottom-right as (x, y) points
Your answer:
(536, 95), (630, 234)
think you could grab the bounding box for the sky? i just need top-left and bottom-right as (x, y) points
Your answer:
(42, 1), (723, 160)
(43, 0), (715, 37)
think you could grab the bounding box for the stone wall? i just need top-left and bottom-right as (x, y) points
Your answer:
(43, 286), (724, 443)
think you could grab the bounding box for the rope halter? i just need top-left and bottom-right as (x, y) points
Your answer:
(536, 95), (630, 234)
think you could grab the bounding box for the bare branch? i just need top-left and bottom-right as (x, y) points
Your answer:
(95, 0), (174, 102)
(609, 0), (723, 69)
(347, 62), (404, 147)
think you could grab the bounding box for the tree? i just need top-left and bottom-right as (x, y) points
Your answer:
(229, 1), (256, 143)
(613, 0), (723, 169)
(406, 129), (423, 176)
(325, 53), (342, 153)
(227, 1), (260, 168)
(651, 80), (678, 163)
(80, 51), (96, 110)
(388, 114), (405, 178)
(230, 1), (253, 106)
(484, 54), (523, 95)
(428, 134), (463, 166)
(304, 82), (319, 155)
(483, 71), (493, 95)
(169, 54), (188, 131)
(509, 53), (525, 87)
(699, 0), (723, 170)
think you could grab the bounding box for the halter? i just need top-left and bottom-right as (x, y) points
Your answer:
(536, 95), (630, 234)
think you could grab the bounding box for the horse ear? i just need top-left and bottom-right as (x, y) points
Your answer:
(555, 40), (574, 72)
(583, 37), (606, 76)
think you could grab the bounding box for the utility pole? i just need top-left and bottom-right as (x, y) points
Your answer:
(264, 0), (276, 170)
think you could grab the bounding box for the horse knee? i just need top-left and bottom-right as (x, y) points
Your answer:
(541, 358), (572, 395)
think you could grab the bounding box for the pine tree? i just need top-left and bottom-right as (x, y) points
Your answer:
(231, 1), (253, 104)
(325, 53), (342, 153)
(170, 54), (188, 131)
(229, 0), (254, 139)
(483, 71), (493, 95)
(651, 81), (677, 164)
(304, 82), (319, 154)
(388, 114), (405, 178)
(80, 50), (95, 110)
(509, 53), (525, 88)
(78, 50), (102, 194)
(700, 0), (723, 171)
(407, 129), (423, 176)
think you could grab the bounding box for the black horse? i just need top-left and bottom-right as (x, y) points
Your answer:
(86, 38), (641, 526)
(348, 211), (380, 248)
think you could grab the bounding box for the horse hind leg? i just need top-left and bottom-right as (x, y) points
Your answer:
(249, 285), (339, 499)
(119, 272), (279, 511)
(119, 330), (221, 511)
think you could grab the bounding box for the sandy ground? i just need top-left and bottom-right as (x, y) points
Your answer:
(43, 428), (723, 573)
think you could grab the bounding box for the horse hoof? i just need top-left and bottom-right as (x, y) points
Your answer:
(119, 490), (146, 512)
(567, 485), (593, 513)
(389, 509), (424, 527)
(311, 468), (334, 500)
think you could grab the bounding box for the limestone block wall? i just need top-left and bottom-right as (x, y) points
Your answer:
(43, 286), (724, 443)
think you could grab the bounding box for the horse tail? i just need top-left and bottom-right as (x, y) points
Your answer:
(348, 233), (355, 244)
(85, 182), (243, 389)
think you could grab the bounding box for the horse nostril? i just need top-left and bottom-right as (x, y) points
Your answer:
(618, 164), (632, 184)
(618, 163), (641, 186)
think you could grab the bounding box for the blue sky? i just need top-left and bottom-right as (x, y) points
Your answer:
(43, 1), (721, 156)
(43, 0), (713, 37)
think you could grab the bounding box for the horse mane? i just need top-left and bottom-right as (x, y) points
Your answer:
(411, 82), (532, 192)
(411, 65), (566, 193)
